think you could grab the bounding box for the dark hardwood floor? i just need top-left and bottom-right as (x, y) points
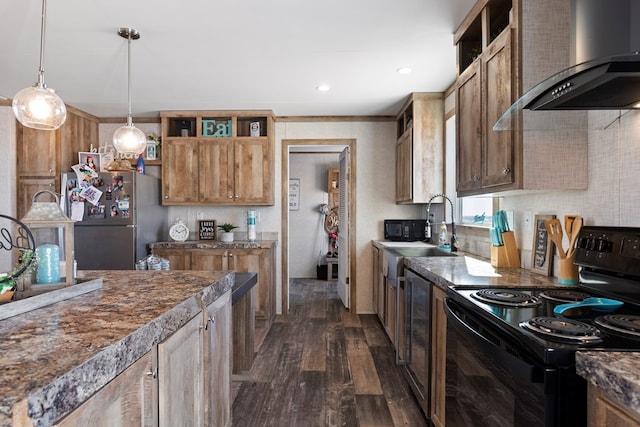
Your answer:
(232, 278), (428, 426)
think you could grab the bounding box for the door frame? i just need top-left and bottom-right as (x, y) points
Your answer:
(281, 138), (357, 313)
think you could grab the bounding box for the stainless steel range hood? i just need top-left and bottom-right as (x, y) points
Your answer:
(494, 0), (640, 131)
(494, 53), (640, 130)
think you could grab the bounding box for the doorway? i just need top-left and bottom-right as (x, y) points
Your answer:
(281, 139), (356, 313)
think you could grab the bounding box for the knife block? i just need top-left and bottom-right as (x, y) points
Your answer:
(490, 231), (521, 268)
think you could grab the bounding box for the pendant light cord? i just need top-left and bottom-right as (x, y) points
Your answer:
(126, 30), (133, 127)
(37, 0), (47, 87)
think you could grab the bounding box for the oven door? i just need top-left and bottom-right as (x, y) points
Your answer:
(444, 298), (586, 427)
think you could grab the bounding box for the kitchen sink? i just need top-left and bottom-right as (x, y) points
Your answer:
(388, 247), (457, 258)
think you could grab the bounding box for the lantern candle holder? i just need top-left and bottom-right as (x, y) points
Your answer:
(20, 190), (75, 292)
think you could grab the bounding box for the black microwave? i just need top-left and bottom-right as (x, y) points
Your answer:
(384, 219), (427, 242)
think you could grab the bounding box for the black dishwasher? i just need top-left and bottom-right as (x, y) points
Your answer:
(402, 269), (432, 418)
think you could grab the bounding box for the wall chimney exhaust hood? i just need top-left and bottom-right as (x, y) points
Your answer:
(494, 53), (640, 131)
(494, 0), (640, 131)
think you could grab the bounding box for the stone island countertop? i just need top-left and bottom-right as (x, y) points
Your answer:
(0, 269), (234, 427)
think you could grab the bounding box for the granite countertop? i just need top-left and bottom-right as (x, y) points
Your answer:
(0, 269), (233, 427)
(150, 240), (277, 250)
(576, 352), (640, 415)
(404, 253), (561, 292)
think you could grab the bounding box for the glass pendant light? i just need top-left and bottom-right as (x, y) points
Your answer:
(113, 27), (146, 155)
(12, 0), (67, 130)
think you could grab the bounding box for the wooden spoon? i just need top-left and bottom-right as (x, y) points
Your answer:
(565, 215), (577, 236)
(545, 218), (566, 259)
(566, 216), (583, 258)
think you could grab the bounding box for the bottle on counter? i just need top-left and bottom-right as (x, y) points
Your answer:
(136, 154), (145, 174)
(438, 221), (450, 250)
(247, 209), (257, 241)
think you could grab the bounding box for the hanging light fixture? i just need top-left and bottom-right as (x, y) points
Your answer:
(112, 27), (146, 155)
(12, 0), (67, 130)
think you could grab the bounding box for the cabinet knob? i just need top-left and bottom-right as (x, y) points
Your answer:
(502, 167), (511, 174)
(229, 253), (234, 258)
(473, 175), (480, 182)
(164, 195), (169, 199)
(145, 368), (158, 379)
(228, 195), (233, 199)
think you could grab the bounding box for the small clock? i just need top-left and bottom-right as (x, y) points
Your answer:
(169, 219), (189, 242)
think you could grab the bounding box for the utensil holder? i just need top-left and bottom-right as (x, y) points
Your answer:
(490, 231), (520, 268)
(558, 255), (579, 285)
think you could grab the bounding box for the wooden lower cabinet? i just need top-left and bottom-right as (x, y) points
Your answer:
(204, 292), (232, 427)
(385, 279), (397, 346)
(430, 286), (447, 427)
(372, 246), (385, 324)
(152, 246), (276, 327)
(588, 384), (640, 427)
(158, 313), (205, 426)
(56, 291), (232, 427)
(56, 352), (156, 426)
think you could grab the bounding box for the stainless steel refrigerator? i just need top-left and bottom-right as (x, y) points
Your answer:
(62, 171), (168, 270)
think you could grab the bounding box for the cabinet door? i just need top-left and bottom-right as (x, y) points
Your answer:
(17, 177), (57, 219)
(376, 248), (385, 323)
(230, 248), (274, 326)
(56, 351), (156, 426)
(482, 31), (514, 189)
(385, 279), (397, 345)
(430, 286), (447, 427)
(456, 60), (483, 193)
(395, 130), (413, 203)
(162, 139), (199, 204)
(200, 139), (234, 203)
(59, 111), (98, 173)
(234, 139), (273, 205)
(152, 248), (192, 270)
(17, 125), (57, 177)
(158, 313), (204, 427)
(191, 249), (228, 270)
(204, 291), (232, 427)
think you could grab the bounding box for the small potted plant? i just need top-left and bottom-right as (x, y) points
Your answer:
(218, 223), (239, 242)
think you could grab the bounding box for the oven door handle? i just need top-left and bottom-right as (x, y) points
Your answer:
(444, 298), (545, 384)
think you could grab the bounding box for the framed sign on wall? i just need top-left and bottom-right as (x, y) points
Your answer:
(198, 219), (217, 240)
(531, 214), (556, 275)
(289, 179), (300, 211)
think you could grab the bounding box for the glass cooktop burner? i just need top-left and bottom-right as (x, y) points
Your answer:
(472, 288), (542, 307)
(539, 289), (591, 303)
(594, 315), (640, 339)
(520, 317), (602, 344)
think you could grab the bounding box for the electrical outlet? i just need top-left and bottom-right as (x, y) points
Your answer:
(523, 211), (533, 231)
(196, 211), (204, 220)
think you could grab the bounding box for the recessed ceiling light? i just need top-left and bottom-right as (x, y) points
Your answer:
(316, 84), (330, 92)
(396, 67), (412, 74)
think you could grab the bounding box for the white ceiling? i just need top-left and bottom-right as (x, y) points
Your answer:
(0, 0), (476, 119)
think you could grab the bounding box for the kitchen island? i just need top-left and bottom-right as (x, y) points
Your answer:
(0, 269), (234, 426)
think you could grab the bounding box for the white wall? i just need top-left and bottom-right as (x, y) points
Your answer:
(277, 121), (424, 314)
(490, 110), (640, 276)
(0, 107), (17, 272)
(289, 152), (339, 278)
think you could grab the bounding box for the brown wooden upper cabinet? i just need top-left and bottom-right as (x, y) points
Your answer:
(395, 93), (444, 204)
(455, 0), (588, 196)
(160, 110), (275, 205)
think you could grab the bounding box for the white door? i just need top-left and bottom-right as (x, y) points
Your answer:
(338, 147), (350, 308)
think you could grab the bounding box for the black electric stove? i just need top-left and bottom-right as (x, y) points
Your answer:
(443, 226), (640, 427)
(447, 226), (640, 365)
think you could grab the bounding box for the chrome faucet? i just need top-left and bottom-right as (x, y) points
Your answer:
(425, 194), (457, 252)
